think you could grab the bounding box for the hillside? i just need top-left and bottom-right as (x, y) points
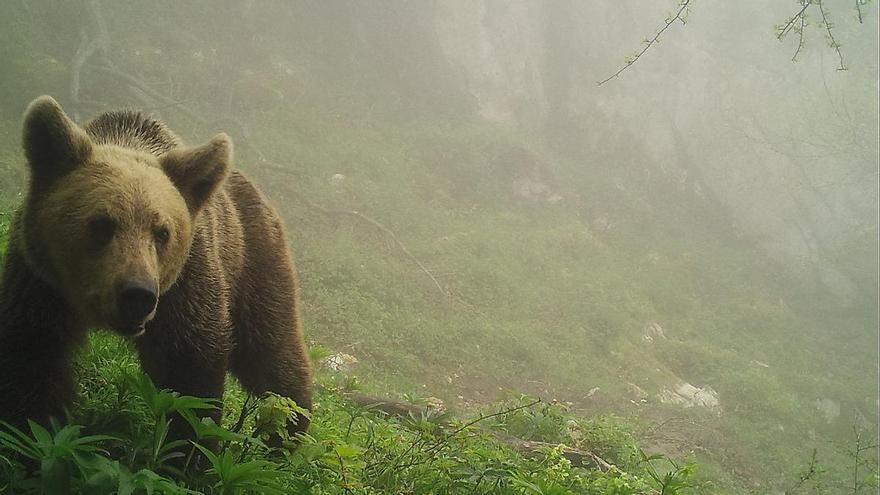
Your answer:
(0, 1), (877, 493)
(0, 249), (685, 495)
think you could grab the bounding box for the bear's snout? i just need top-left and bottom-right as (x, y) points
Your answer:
(116, 279), (158, 333)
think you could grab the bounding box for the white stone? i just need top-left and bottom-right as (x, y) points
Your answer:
(658, 381), (722, 413)
(814, 398), (840, 424)
(322, 352), (359, 373)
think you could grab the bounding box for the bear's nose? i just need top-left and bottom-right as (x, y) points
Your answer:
(117, 280), (158, 323)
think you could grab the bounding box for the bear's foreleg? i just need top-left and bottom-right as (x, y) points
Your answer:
(134, 278), (236, 452)
(0, 249), (85, 428)
(135, 333), (228, 446)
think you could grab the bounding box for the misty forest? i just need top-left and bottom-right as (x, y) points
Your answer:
(0, 1), (878, 494)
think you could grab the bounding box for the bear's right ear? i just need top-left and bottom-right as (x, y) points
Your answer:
(160, 133), (232, 215)
(22, 96), (92, 185)
(22, 96), (93, 186)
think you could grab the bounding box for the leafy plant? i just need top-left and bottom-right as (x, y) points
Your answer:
(638, 449), (696, 495)
(0, 420), (115, 494)
(192, 443), (285, 495)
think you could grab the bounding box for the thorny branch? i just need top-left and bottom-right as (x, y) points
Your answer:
(597, 0), (692, 86)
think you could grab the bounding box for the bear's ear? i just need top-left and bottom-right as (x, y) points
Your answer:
(22, 96), (93, 186)
(160, 133), (232, 215)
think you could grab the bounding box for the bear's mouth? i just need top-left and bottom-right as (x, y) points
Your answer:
(112, 308), (156, 338)
(116, 321), (147, 338)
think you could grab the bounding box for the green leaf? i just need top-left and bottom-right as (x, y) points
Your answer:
(41, 457), (72, 495)
(28, 421), (53, 452)
(334, 443), (363, 458)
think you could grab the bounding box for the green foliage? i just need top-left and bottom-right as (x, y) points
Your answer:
(0, 420), (116, 494)
(486, 395), (571, 444)
(638, 450), (696, 495)
(0, 348), (695, 494)
(191, 444), (285, 495)
(253, 393), (310, 445)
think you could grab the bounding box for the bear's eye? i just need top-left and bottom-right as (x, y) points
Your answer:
(88, 215), (116, 246)
(154, 226), (171, 246)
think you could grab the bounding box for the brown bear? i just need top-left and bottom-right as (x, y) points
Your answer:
(0, 96), (312, 439)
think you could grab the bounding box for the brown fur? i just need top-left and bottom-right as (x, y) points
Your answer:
(0, 96), (312, 437)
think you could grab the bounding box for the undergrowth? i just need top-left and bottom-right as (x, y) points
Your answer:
(0, 332), (698, 494)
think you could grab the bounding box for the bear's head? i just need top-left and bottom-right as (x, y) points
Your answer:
(19, 96), (232, 337)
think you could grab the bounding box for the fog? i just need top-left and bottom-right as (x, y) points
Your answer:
(0, 1), (877, 492)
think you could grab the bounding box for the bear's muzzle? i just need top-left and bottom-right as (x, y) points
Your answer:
(116, 279), (158, 336)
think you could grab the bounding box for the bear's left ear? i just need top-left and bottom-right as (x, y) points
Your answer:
(160, 133), (232, 215)
(22, 96), (93, 187)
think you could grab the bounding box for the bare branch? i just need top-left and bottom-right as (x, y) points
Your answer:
(70, 28), (101, 119)
(777, 1), (812, 40)
(792, 1), (808, 62)
(348, 392), (620, 475)
(390, 398), (545, 470)
(597, 0), (692, 86)
(88, 64), (208, 122)
(428, 398), (542, 451)
(336, 450), (355, 495)
(240, 150), (449, 298)
(338, 209), (448, 296)
(777, 0), (853, 69)
(787, 448), (821, 493)
(491, 431), (616, 471)
(86, 0), (110, 56)
(818, 1), (847, 70)
(70, 0), (110, 120)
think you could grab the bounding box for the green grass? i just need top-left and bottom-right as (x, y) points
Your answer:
(1, 329), (697, 494)
(231, 107), (876, 493)
(0, 212), (696, 494)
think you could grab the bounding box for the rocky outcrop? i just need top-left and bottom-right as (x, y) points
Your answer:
(659, 382), (722, 414)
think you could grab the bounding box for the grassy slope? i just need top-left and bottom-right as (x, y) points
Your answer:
(0, 217), (686, 494)
(227, 102), (876, 492)
(0, 77), (876, 495)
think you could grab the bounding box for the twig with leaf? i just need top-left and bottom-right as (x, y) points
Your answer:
(597, 0), (693, 86)
(848, 422), (879, 494)
(786, 448), (822, 493)
(776, 0), (848, 70)
(817, 1), (846, 70)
